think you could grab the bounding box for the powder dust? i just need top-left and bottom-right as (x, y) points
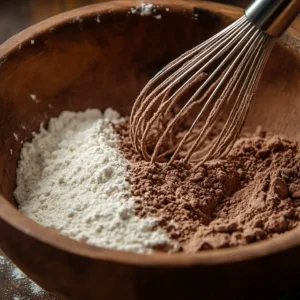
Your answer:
(0, 254), (51, 299)
(116, 121), (300, 253)
(14, 106), (300, 254)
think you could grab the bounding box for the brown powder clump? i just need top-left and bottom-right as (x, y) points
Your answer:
(115, 121), (300, 253)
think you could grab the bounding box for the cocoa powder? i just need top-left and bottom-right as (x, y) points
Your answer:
(115, 121), (300, 253)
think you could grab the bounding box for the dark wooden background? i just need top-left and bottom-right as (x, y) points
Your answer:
(0, 0), (249, 43)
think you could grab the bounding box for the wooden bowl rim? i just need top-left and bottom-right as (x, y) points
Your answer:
(0, 0), (299, 267)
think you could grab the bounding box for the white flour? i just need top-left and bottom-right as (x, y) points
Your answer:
(130, 3), (154, 16)
(0, 256), (5, 265)
(130, 2), (163, 19)
(14, 108), (172, 253)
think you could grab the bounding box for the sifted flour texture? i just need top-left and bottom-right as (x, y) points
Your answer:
(14, 108), (173, 253)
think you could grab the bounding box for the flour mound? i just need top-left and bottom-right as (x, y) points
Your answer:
(15, 109), (172, 253)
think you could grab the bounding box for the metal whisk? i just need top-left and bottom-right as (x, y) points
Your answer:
(130, 0), (300, 168)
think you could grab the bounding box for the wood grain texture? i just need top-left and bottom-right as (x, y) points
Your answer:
(0, 1), (298, 300)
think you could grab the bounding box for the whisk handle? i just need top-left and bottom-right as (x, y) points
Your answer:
(245, 0), (300, 36)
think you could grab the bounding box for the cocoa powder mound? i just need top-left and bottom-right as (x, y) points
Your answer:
(115, 121), (300, 253)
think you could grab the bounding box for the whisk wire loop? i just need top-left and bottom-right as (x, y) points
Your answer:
(196, 36), (276, 166)
(130, 15), (276, 167)
(130, 17), (250, 147)
(132, 18), (252, 157)
(168, 27), (262, 164)
(182, 33), (264, 164)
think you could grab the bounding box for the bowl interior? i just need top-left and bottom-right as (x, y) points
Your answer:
(0, 4), (300, 299)
(0, 3), (299, 210)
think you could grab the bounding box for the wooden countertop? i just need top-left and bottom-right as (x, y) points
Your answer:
(0, 250), (56, 299)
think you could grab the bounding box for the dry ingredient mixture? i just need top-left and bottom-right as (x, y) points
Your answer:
(116, 122), (300, 252)
(15, 109), (300, 254)
(14, 109), (173, 254)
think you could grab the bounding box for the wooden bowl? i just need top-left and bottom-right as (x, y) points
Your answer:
(0, 1), (299, 299)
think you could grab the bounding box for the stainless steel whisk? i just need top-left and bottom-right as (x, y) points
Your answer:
(130, 0), (300, 168)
